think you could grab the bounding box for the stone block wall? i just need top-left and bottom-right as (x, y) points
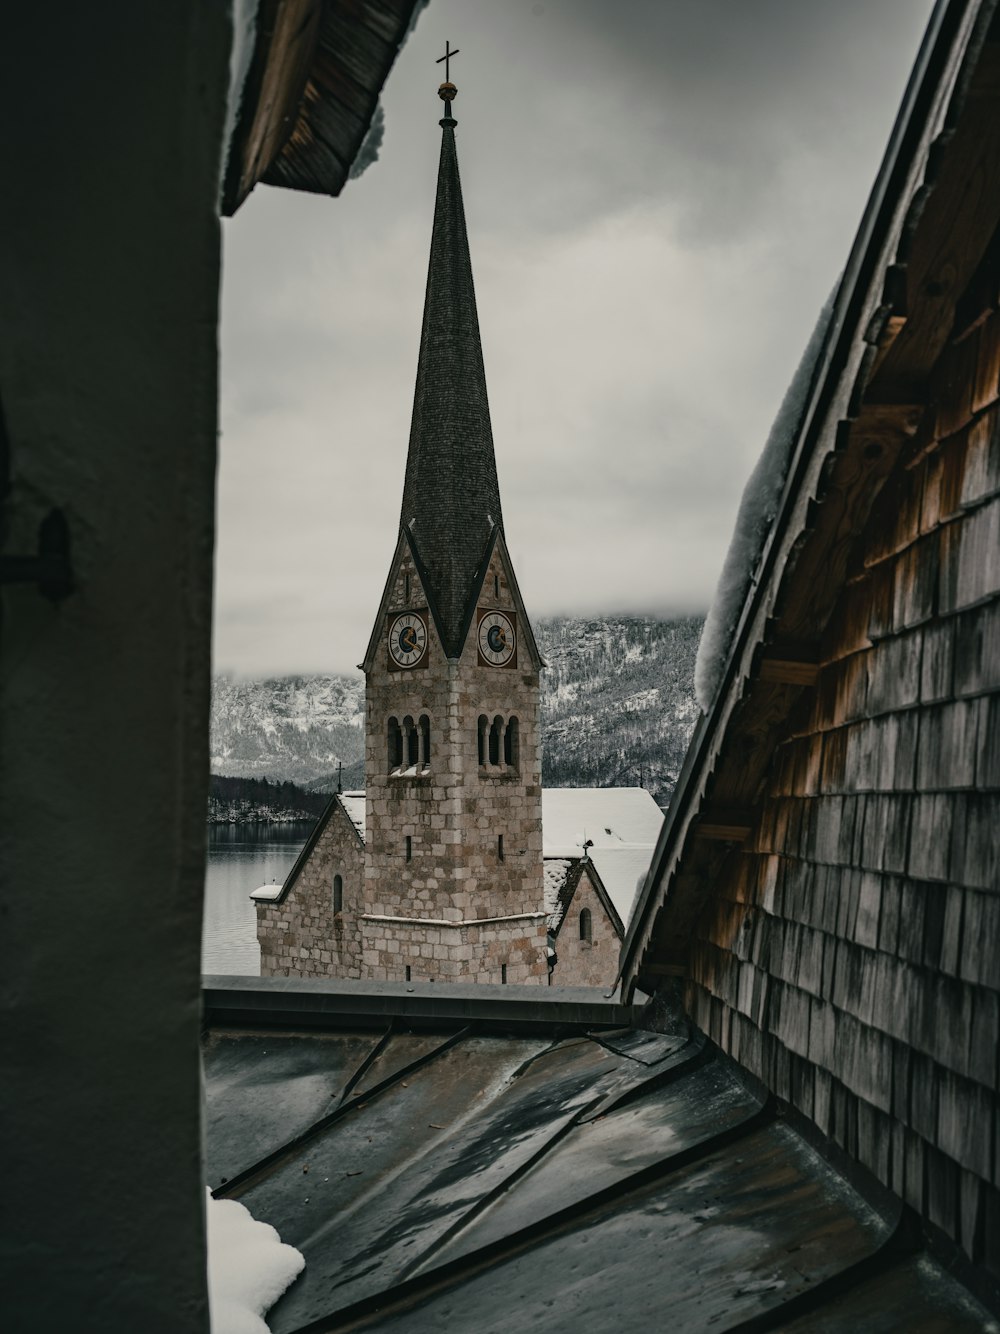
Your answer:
(554, 866), (622, 989)
(359, 914), (548, 984)
(257, 800), (364, 978)
(685, 303), (1000, 1277)
(363, 540), (547, 981)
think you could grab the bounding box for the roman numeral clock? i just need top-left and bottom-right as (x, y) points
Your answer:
(477, 609), (516, 667)
(388, 610), (428, 669)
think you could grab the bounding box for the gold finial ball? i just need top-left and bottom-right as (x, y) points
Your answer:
(438, 81), (457, 102)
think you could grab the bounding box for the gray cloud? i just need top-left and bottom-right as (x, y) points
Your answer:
(215, 0), (936, 676)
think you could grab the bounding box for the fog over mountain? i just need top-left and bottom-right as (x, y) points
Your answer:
(211, 615), (702, 807)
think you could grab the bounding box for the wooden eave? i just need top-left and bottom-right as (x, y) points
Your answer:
(223, 0), (420, 216)
(621, 0), (1000, 999)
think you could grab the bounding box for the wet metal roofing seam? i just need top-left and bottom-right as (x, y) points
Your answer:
(204, 1009), (994, 1330)
(211, 1025), (474, 1198)
(389, 1035), (714, 1290)
(277, 1051), (775, 1333)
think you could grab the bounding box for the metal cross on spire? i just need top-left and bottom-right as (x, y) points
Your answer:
(436, 39), (459, 82)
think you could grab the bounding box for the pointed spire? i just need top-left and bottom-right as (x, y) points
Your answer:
(399, 73), (503, 658)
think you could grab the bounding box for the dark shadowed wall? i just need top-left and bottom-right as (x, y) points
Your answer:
(0, 4), (231, 1329)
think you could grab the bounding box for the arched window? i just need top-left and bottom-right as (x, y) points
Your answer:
(489, 716), (502, 766)
(419, 714), (431, 765)
(388, 717), (403, 769)
(332, 874), (343, 914)
(478, 715), (488, 765)
(504, 716), (519, 768)
(403, 715), (419, 767)
(579, 908), (592, 943)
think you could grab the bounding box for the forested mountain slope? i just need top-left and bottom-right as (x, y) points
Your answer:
(211, 615), (703, 806)
(539, 615), (702, 805)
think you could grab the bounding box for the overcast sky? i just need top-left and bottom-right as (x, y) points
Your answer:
(216, 0), (937, 678)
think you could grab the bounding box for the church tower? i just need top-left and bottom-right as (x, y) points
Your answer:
(359, 69), (547, 984)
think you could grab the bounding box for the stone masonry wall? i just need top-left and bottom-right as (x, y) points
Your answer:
(360, 916), (548, 984)
(257, 800), (364, 978)
(554, 866), (622, 988)
(364, 542), (547, 982)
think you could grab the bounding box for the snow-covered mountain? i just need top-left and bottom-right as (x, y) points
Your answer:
(211, 615), (703, 805)
(210, 674), (365, 788)
(539, 615), (702, 805)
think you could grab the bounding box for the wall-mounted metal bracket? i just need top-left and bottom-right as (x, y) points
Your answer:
(0, 508), (73, 601)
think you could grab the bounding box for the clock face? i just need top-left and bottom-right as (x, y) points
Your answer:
(388, 612), (427, 668)
(478, 610), (516, 666)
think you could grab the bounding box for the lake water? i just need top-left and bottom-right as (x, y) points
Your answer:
(202, 823), (313, 975)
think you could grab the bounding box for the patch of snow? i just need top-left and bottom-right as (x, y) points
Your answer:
(547, 680), (581, 707)
(250, 884), (283, 902)
(620, 687), (660, 712)
(349, 101), (385, 180)
(347, 0), (428, 181)
(589, 845), (657, 928)
(542, 790), (662, 930)
(694, 283), (840, 713)
(543, 858), (574, 928)
(206, 1189), (304, 1334)
(221, 0), (258, 205)
(542, 788), (663, 852)
(339, 791), (366, 839)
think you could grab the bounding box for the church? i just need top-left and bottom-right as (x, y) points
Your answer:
(11, 2), (1000, 1327)
(253, 74), (663, 987)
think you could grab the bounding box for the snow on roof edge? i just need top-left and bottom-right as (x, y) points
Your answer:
(693, 280), (840, 713)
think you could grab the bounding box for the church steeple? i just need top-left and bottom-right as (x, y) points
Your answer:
(399, 73), (503, 658)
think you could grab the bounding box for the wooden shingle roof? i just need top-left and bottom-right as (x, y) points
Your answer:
(222, 0), (421, 216)
(622, 0), (1000, 996)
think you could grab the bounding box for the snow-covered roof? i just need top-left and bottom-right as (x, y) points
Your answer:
(542, 788), (663, 931)
(251, 790), (365, 904)
(694, 286), (838, 712)
(250, 883), (283, 902)
(541, 787), (663, 856)
(543, 858), (574, 930)
(339, 791), (366, 840)
(589, 845), (658, 929)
